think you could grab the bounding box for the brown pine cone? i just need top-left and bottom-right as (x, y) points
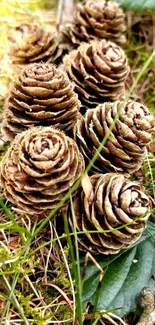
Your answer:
(62, 0), (126, 48)
(63, 40), (129, 112)
(8, 24), (61, 65)
(2, 63), (80, 139)
(0, 127), (85, 216)
(70, 173), (151, 255)
(76, 100), (154, 174)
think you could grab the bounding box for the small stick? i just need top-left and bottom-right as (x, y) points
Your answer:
(82, 252), (104, 283)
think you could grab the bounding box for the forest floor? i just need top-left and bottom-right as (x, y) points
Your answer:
(0, 2), (155, 325)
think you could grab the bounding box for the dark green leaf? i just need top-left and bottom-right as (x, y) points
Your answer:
(115, 0), (155, 10)
(81, 222), (155, 317)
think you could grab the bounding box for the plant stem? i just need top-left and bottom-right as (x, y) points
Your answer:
(70, 194), (83, 325)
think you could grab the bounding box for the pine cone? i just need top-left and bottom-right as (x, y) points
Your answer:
(2, 63), (80, 139)
(63, 40), (129, 112)
(8, 24), (61, 65)
(62, 0), (126, 48)
(0, 127), (85, 216)
(76, 100), (154, 174)
(70, 173), (151, 255)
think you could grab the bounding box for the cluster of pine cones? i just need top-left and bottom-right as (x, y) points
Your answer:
(0, 0), (154, 256)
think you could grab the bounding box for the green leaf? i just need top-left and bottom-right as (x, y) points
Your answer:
(115, 0), (155, 10)
(81, 222), (155, 317)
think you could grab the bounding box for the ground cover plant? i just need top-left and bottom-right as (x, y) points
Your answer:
(0, 0), (155, 324)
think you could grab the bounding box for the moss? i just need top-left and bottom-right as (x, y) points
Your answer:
(54, 304), (73, 322)
(14, 288), (73, 324)
(54, 246), (72, 291)
(0, 247), (12, 264)
(15, 290), (53, 325)
(0, 247), (21, 274)
(0, 244), (74, 323)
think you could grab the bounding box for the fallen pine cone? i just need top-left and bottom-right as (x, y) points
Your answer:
(63, 39), (129, 113)
(8, 24), (61, 65)
(2, 63), (80, 139)
(62, 0), (126, 49)
(75, 100), (154, 174)
(0, 127), (85, 216)
(69, 173), (151, 255)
